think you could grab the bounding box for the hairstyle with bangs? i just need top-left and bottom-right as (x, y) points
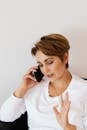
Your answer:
(31, 34), (70, 68)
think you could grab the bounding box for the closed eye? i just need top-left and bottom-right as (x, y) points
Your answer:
(46, 60), (53, 65)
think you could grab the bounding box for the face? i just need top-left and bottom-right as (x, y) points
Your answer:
(35, 51), (68, 82)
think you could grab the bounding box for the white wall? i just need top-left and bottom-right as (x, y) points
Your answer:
(0, 0), (87, 106)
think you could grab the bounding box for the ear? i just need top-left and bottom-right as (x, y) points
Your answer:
(63, 52), (69, 64)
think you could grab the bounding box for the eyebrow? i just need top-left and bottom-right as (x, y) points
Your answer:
(37, 57), (54, 64)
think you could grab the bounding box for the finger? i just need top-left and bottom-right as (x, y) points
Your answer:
(24, 74), (37, 82)
(26, 66), (38, 74)
(59, 94), (64, 106)
(64, 92), (70, 104)
(64, 92), (71, 111)
(65, 101), (71, 113)
(65, 92), (69, 101)
(53, 106), (59, 115)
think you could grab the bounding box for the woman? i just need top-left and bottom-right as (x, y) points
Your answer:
(0, 34), (87, 130)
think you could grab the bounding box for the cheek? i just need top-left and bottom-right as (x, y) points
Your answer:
(54, 62), (62, 69)
(54, 62), (65, 73)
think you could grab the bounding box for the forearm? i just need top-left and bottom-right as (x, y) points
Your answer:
(13, 86), (28, 98)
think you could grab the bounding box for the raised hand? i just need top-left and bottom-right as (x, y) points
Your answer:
(13, 66), (39, 98)
(53, 92), (71, 129)
(21, 66), (39, 89)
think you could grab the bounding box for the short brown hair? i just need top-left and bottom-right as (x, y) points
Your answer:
(31, 34), (70, 68)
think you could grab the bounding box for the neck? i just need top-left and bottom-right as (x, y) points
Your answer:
(49, 71), (72, 97)
(52, 70), (72, 88)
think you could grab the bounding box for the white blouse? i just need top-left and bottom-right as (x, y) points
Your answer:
(0, 75), (87, 130)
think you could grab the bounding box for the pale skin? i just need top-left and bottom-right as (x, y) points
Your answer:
(14, 66), (39, 98)
(53, 93), (76, 130)
(14, 50), (76, 130)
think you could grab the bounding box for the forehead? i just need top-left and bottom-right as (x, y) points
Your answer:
(35, 50), (58, 63)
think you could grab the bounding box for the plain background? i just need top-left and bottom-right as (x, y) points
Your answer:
(0, 0), (87, 106)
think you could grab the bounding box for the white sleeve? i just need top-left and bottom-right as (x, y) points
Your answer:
(76, 100), (87, 130)
(0, 94), (26, 122)
(82, 100), (87, 130)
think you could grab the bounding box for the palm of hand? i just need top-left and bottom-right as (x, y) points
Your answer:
(20, 74), (38, 90)
(53, 92), (71, 128)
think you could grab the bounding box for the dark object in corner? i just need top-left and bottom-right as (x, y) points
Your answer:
(0, 112), (28, 130)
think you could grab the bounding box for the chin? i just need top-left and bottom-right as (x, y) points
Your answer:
(49, 78), (56, 83)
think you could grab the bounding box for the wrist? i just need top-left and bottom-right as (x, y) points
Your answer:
(64, 123), (76, 130)
(13, 86), (27, 98)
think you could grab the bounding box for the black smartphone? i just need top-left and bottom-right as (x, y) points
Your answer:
(34, 66), (44, 82)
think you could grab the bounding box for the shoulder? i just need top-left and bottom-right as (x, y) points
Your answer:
(70, 74), (87, 88)
(68, 74), (87, 100)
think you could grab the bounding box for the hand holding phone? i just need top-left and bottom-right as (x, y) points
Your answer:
(34, 67), (44, 82)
